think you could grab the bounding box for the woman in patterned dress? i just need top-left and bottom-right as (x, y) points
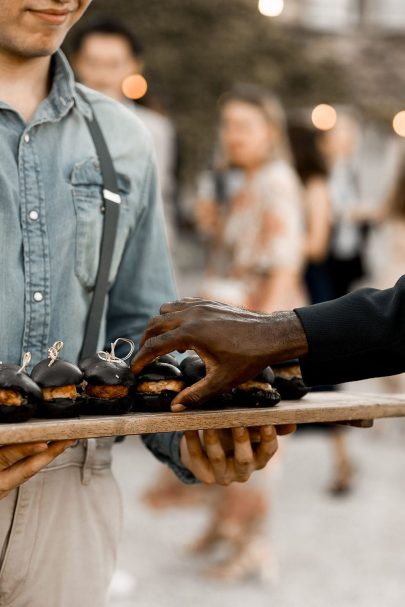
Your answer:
(190, 85), (306, 581)
(199, 86), (305, 312)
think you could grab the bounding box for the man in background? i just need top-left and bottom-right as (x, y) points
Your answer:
(71, 17), (178, 244)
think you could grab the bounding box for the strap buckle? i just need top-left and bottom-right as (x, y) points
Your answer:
(103, 189), (121, 204)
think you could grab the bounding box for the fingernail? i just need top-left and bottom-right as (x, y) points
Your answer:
(171, 404), (186, 413)
(234, 427), (246, 438)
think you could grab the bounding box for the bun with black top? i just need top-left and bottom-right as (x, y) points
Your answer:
(80, 338), (135, 415)
(0, 353), (41, 423)
(133, 360), (185, 412)
(232, 367), (281, 408)
(155, 354), (179, 368)
(272, 360), (309, 400)
(31, 341), (83, 418)
(179, 354), (229, 408)
(179, 353), (205, 384)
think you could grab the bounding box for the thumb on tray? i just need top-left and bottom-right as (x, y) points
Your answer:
(171, 375), (223, 412)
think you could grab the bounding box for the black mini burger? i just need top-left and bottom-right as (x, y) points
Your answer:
(232, 367), (281, 408)
(155, 354), (180, 368)
(272, 360), (309, 400)
(179, 353), (205, 384)
(80, 338), (135, 415)
(0, 353), (41, 423)
(133, 359), (185, 412)
(31, 341), (83, 418)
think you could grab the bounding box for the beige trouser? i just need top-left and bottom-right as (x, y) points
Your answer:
(0, 438), (122, 607)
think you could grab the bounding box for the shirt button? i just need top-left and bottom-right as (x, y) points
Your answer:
(24, 134), (30, 143)
(33, 291), (43, 302)
(29, 210), (39, 221)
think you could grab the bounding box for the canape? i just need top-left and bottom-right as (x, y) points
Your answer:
(272, 360), (309, 400)
(232, 367), (281, 408)
(0, 353), (40, 423)
(133, 361), (185, 412)
(80, 339), (135, 415)
(31, 342), (83, 418)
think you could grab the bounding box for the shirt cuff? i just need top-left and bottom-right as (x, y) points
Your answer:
(295, 304), (337, 386)
(141, 432), (199, 485)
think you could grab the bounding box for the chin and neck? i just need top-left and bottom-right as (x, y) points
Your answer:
(0, 42), (56, 122)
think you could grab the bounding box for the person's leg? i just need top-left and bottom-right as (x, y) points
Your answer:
(201, 483), (272, 581)
(0, 439), (122, 607)
(329, 429), (354, 495)
(142, 467), (208, 509)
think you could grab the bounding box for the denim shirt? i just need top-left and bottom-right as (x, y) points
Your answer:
(0, 51), (195, 483)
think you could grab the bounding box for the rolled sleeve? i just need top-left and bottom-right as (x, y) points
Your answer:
(141, 432), (198, 484)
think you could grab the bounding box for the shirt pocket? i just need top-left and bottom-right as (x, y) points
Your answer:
(70, 158), (132, 290)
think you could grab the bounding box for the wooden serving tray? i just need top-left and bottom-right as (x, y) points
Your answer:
(0, 392), (405, 444)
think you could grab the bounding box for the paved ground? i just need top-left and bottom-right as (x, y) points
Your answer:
(108, 424), (405, 607)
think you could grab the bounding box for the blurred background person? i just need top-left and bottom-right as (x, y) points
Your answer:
(318, 111), (370, 299)
(198, 84), (306, 312)
(288, 123), (334, 304)
(194, 166), (244, 245)
(70, 17), (178, 245)
(289, 123), (354, 494)
(362, 146), (405, 394)
(365, 145), (405, 293)
(190, 85), (306, 581)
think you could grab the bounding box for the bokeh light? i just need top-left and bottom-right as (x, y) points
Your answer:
(258, 0), (284, 18)
(311, 103), (337, 131)
(392, 111), (405, 137)
(122, 74), (148, 100)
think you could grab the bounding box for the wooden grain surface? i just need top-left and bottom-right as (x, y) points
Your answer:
(1, 392), (405, 444)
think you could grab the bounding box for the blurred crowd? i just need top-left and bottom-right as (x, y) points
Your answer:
(68, 15), (405, 587)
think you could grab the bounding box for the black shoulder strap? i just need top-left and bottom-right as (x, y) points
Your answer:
(76, 89), (121, 359)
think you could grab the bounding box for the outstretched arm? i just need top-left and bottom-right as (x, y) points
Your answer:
(132, 275), (405, 409)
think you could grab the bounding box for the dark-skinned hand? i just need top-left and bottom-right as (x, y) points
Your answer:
(132, 298), (308, 411)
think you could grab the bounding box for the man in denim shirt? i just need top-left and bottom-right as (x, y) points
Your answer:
(0, 2), (279, 605)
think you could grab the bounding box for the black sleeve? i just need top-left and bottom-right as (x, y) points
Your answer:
(294, 275), (405, 386)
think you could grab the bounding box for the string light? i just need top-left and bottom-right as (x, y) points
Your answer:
(258, 0), (284, 18)
(311, 104), (337, 131)
(393, 111), (405, 137)
(122, 74), (148, 100)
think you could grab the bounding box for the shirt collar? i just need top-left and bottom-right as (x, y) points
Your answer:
(35, 49), (92, 123)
